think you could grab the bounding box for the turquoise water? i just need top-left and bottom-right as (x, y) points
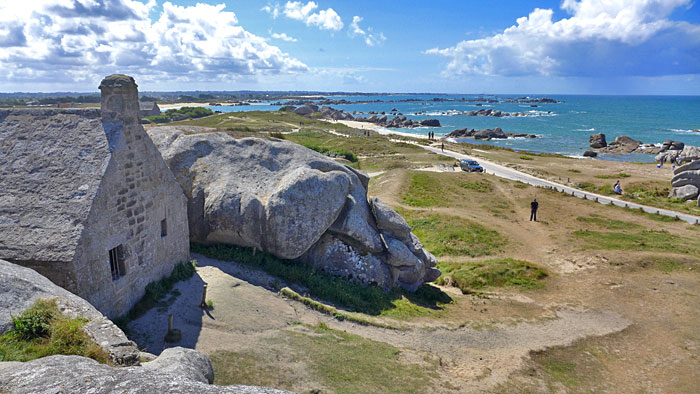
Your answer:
(208, 95), (700, 162)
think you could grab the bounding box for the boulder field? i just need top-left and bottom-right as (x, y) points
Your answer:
(148, 127), (440, 291)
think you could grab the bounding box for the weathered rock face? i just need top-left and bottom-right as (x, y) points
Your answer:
(474, 127), (507, 140)
(589, 133), (607, 148)
(661, 140), (685, 152)
(148, 128), (439, 291)
(0, 348), (290, 394)
(0, 259), (139, 366)
(583, 150), (598, 157)
(668, 160), (700, 201)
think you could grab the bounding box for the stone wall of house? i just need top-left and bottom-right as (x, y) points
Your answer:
(71, 75), (190, 318)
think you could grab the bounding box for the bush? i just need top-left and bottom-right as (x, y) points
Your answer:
(0, 299), (109, 363)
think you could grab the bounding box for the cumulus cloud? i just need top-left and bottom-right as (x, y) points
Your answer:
(426, 0), (700, 77)
(349, 16), (386, 47)
(276, 1), (343, 31)
(0, 0), (308, 87)
(271, 32), (298, 42)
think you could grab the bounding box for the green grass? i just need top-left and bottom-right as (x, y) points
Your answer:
(568, 169), (581, 173)
(519, 155), (534, 160)
(0, 299), (109, 364)
(303, 144), (358, 162)
(572, 229), (699, 255)
(435, 258), (547, 293)
(402, 210), (507, 257)
(115, 261), (196, 329)
(211, 323), (440, 393)
(401, 172), (445, 207)
(540, 358), (580, 388)
(459, 180), (492, 193)
(191, 243), (451, 317)
(594, 172), (631, 179)
(575, 215), (643, 230)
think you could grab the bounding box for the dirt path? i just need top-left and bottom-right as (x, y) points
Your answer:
(127, 254), (630, 392)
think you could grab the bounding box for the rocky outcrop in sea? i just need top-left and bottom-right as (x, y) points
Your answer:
(589, 133), (664, 155)
(446, 127), (537, 140)
(148, 127), (440, 291)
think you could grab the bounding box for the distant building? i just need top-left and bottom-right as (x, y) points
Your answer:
(0, 75), (190, 318)
(139, 101), (161, 117)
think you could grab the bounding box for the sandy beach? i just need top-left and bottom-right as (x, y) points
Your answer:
(329, 119), (430, 140)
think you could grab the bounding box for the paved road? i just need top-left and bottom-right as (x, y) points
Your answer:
(423, 145), (700, 225)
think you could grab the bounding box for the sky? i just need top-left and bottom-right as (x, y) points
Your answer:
(0, 0), (699, 94)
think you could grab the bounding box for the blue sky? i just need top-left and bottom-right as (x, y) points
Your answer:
(0, 0), (699, 94)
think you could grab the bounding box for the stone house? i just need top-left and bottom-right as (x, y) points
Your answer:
(139, 101), (161, 117)
(0, 75), (190, 318)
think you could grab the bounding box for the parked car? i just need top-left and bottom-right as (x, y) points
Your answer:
(459, 159), (484, 172)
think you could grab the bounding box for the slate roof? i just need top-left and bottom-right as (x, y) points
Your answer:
(0, 109), (111, 263)
(139, 102), (158, 111)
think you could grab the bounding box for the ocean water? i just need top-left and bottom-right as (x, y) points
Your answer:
(208, 94), (700, 162)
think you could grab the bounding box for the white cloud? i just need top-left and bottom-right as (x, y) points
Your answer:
(271, 32), (297, 42)
(261, 3), (280, 19)
(0, 0), (308, 88)
(282, 1), (343, 31)
(349, 16), (386, 47)
(426, 0), (700, 77)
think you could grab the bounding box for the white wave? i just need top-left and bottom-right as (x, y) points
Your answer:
(574, 128), (596, 132)
(668, 128), (699, 133)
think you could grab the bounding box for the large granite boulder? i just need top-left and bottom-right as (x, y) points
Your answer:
(600, 135), (641, 154)
(148, 127), (439, 291)
(656, 146), (700, 164)
(474, 127), (507, 140)
(0, 259), (139, 366)
(0, 348), (289, 393)
(664, 159), (700, 201)
(589, 133), (607, 148)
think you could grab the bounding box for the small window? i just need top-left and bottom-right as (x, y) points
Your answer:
(109, 245), (126, 281)
(161, 218), (167, 237)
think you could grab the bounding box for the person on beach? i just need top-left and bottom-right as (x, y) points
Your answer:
(613, 180), (623, 195)
(530, 198), (539, 221)
(441, 142), (444, 152)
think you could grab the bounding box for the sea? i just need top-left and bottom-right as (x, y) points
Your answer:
(205, 94), (700, 163)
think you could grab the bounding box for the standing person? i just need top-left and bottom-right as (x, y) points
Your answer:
(441, 142), (444, 152)
(530, 198), (539, 222)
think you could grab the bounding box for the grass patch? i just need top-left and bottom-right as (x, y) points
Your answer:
(540, 358), (580, 388)
(0, 299), (109, 364)
(401, 172), (445, 207)
(402, 211), (507, 257)
(435, 258), (547, 293)
(115, 261), (196, 329)
(459, 180), (492, 193)
(572, 229), (699, 255)
(568, 169), (581, 173)
(519, 155), (534, 160)
(211, 323), (440, 393)
(594, 172), (631, 179)
(191, 243), (451, 317)
(303, 144), (358, 162)
(575, 215), (643, 230)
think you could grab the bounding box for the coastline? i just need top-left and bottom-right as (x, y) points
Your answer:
(328, 119), (430, 140)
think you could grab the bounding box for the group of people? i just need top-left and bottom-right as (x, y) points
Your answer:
(363, 130), (372, 136)
(613, 180), (623, 195)
(427, 131), (435, 140)
(658, 155), (682, 169)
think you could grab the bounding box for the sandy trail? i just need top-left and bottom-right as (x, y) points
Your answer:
(127, 254), (630, 391)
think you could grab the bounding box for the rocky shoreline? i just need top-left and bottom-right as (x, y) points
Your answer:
(446, 127), (538, 140)
(283, 104), (442, 129)
(273, 96), (562, 106)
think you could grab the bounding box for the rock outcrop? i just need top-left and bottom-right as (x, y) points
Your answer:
(148, 128), (439, 291)
(445, 127), (537, 140)
(598, 135), (642, 154)
(0, 259), (139, 366)
(583, 150), (598, 157)
(655, 145), (700, 164)
(667, 160), (700, 201)
(355, 115), (441, 129)
(589, 133), (607, 149)
(0, 348), (289, 393)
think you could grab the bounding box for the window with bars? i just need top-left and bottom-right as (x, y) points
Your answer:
(109, 245), (126, 281)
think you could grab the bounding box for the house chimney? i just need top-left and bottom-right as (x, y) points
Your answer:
(99, 74), (140, 123)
